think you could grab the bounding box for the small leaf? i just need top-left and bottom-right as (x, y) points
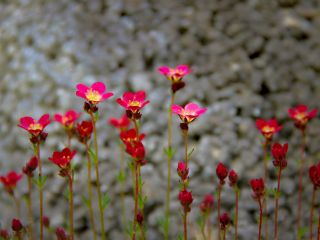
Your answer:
(177, 233), (184, 240)
(94, 112), (99, 121)
(163, 147), (176, 159)
(188, 147), (195, 158)
(102, 192), (111, 210)
(88, 147), (98, 165)
(125, 221), (133, 237)
(138, 195), (147, 209)
(117, 171), (126, 183)
(81, 196), (91, 208)
(297, 226), (308, 240)
(33, 175), (48, 190)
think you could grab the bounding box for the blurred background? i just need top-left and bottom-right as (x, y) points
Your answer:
(0, 0), (319, 239)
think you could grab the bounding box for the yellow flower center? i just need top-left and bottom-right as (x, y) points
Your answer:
(130, 101), (141, 107)
(85, 89), (102, 103)
(29, 123), (42, 131)
(295, 113), (306, 121)
(262, 126), (274, 133)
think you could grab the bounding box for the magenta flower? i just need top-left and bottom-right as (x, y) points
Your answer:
(109, 114), (130, 131)
(172, 103), (207, 124)
(158, 65), (192, 83)
(76, 82), (113, 105)
(18, 114), (50, 137)
(49, 148), (76, 169)
(54, 110), (80, 128)
(117, 91), (150, 114)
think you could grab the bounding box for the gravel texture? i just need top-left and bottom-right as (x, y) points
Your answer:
(0, 0), (320, 239)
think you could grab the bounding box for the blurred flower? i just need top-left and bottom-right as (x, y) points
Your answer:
(56, 227), (68, 240)
(125, 141), (146, 164)
(76, 120), (93, 143)
(256, 118), (282, 141)
(42, 215), (50, 228)
(109, 114), (130, 131)
(177, 161), (189, 181)
(219, 212), (230, 230)
(76, 82), (113, 105)
(228, 169), (238, 187)
(0, 229), (10, 239)
(172, 103), (207, 124)
(271, 143), (288, 169)
(49, 148), (76, 169)
(288, 105), (317, 130)
(309, 163), (320, 188)
(158, 65), (192, 83)
(199, 194), (214, 213)
(178, 190), (193, 212)
(216, 163), (228, 184)
(54, 110), (80, 128)
(0, 171), (22, 194)
(18, 114), (50, 137)
(120, 129), (145, 144)
(11, 218), (23, 232)
(136, 211), (144, 225)
(22, 156), (38, 177)
(117, 91), (150, 116)
(250, 178), (265, 200)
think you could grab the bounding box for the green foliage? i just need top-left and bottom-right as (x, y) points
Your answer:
(117, 170), (126, 183)
(33, 175), (47, 190)
(188, 147), (195, 158)
(125, 221), (133, 238)
(82, 196), (91, 209)
(177, 233), (184, 240)
(164, 147), (176, 159)
(138, 194), (147, 210)
(88, 147), (98, 165)
(157, 217), (169, 237)
(102, 192), (111, 210)
(297, 226), (308, 240)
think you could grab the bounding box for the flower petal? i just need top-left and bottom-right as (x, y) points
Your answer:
(19, 116), (35, 129)
(76, 83), (89, 93)
(172, 105), (183, 115)
(91, 82), (106, 94)
(38, 114), (50, 127)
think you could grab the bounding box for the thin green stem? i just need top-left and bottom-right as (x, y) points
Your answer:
(234, 187), (239, 240)
(27, 176), (33, 240)
(223, 229), (226, 240)
(200, 215), (206, 240)
(274, 168), (282, 240)
(184, 130), (188, 168)
(119, 143), (127, 227)
(184, 211), (188, 240)
(12, 194), (21, 219)
(310, 187), (316, 240)
(132, 163), (139, 240)
(262, 140), (269, 240)
(84, 142), (97, 240)
(68, 173), (74, 240)
(165, 92), (175, 240)
(258, 199), (263, 240)
(89, 112), (106, 240)
(317, 211), (320, 240)
(35, 143), (44, 240)
(297, 130), (306, 234)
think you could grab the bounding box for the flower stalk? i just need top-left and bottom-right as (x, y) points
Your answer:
(309, 186), (316, 240)
(27, 176), (33, 240)
(68, 173), (74, 240)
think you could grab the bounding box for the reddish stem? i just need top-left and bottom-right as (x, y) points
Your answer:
(132, 163), (139, 240)
(297, 130), (306, 233)
(235, 187), (239, 240)
(217, 183), (222, 240)
(258, 199), (263, 240)
(36, 143), (44, 240)
(317, 211), (320, 240)
(68, 173), (74, 240)
(310, 187), (316, 240)
(262, 140), (269, 240)
(183, 211), (188, 240)
(274, 168), (282, 240)
(27, 176), (33, 240)
(223, 229), (226, 240)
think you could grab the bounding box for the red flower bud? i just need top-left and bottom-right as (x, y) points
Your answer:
(136, 212), (144, 225)
(309, 163), (320, 188)
(76, 120), (93, 143)
(177, 161), (189, 181)
(42, 215), (50, 228)
(23, 156), (38, 177)
(178, 190), (193, 212)
(56, 227), (68, 240)
(11, 218), (23, 232)
(199, 194), (214, 213)
(228, 169), (238, 187)
(219, 212), (231, 230)
(271, 143), (288, 169)
(216, 163), (228, 184)
(0, 229), (10, 239)
(250, 178), (265, 200)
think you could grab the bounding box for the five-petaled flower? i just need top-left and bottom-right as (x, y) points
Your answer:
(250, 178), (265, 200)
(219, 212), (230, 230)
(172, 103), (207, 124)
(271, 143), (288, 169)
(117, 91), (150, 118)
(0, 171), (23, 194)
(120, 128), (145, 144)
(22, 156), (38, 177)
(49, 148), (76, 169)
(288, 105), (317, 130)
(177, 161), (189, 181)
(256, 118), (282, 141)
(216, 162), (228, 185)
(76, 82), (114, 105)
(76, 120), (93, 143)
(158, 65), (192, 83)
(309, 163), (320, 188)
(109, 114), (130, 131)
(199, 194), (214, 213)
(125, 141), (146, 164)
(228, 169), (238, 187)
(178, 189), (193, 212)
(54, 110), (80, 128)
(18, 114), (50, 137)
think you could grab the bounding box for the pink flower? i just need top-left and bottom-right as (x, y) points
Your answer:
(177, 161), (189, 181)
(76, 82), (113, 105)
(49, 148), (76, 169)
(172, 103), (207, 124)
(54, 110), (80, 128)
(288, 105), (317, 130)
(18, 114), (50, 137)
(256, 118), (282, 141)
(120, 128), (145, 144)
(158, 65), (192, 83)
(271, 143), (288, 169)
(109, 114), (130, 131)
(117, 91), (150, 113)
(178, 190), (193, 212)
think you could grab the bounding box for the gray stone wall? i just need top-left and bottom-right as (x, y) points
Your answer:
(0, 0), (319, 239)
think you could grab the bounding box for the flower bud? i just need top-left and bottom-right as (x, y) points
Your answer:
(178, 190), (193, 212)
(11, 218), (23, 232)
(228, 169), (238, 187)
(136, 212), (144, 225)
(177, 161), (189, 181)
(42, 215), (50, 228)
(219, 212), (230, 230)
(216, 163), (228, 184)
(56, 227), (68, 240)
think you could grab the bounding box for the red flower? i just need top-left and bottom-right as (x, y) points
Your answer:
(56, 227), (68, 240)
(22, 156), (38, 177)
(0, 171), (23, 193)
(76, 82), (113, 105)
(158, 65), (192, 83)
(76, 120), (93, 142)
(117, 91), (150, 113)
(172, 103), (206, 124)
(18, 114), (50, 137)
(250, 178), (265, 200)
(219, 212), (230, 230)
(256, 118), (282, 141)
(120, 128), (145, 144)
(288, 105), (317, 130)
(0, 229), (10, 239)
(109, 114), (130, 131)
(309, 163), (320, 188)
(42, 216), (50, 228)
(49, 148), (76, 169)
(271, 143), (288, 169)
(177, 161), (189, 181)
(178, 190), (193, 212)
(11, 218), (23, 232)
(228, 169), (238, 187)
(54, 110), (80, 128)
(216, 163), (228, 184)
(136, 211), (144, 225)
(125, 141), (146, 163)
(199, 194), (214, 213)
